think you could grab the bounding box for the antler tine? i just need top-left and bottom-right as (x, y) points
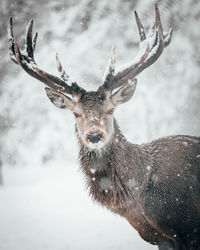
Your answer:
(100, 4), (172, 92)
(14, 35), (23, 63)
(155, 4), (163, 38)
(109, 46), (116, 75)
(8, 17), (19, 65)
(100, 46), (116, 91)
(56, 53), (69, 81)
(164, 27), (173, 47)
(148, 4), (165, 56)
(8, 18), (84, 96)
(32, 32), (38, 51)
(25, 19), (34, 59)
(134, 11), (146, 42)
(55, 53), (86, 95)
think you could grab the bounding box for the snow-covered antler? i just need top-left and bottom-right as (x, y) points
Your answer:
(8, 4), (172, 96)
(8, 17), (85, 96)
(101, 4), (173, 91)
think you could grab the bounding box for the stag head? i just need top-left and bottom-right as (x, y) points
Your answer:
(8, 4), (172, 150)
(46, 79), (137, 149)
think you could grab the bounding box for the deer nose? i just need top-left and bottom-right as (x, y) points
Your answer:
(87, 132), (103, 143)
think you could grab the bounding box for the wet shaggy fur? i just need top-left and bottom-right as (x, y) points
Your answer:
(77, 120), (200, 250)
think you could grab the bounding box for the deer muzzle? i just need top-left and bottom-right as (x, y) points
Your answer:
(87, 132), (103, 143)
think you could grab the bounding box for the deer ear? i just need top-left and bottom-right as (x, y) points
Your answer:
(45, 87), (74, 110)
(110, 79), (137, 106)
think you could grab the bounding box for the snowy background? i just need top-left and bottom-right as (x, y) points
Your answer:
(0, 0), (200, 249)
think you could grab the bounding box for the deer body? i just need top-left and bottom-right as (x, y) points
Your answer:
(8, 4), (200, 249)
(79, 118), (200, 249)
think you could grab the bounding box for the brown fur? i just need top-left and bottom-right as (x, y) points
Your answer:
(77, 119), (200, 250)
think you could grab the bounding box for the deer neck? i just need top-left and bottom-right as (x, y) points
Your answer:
(76, 119), (145, 212)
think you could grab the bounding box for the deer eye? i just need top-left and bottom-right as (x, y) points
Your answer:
(73, 112), (82, 118)
(106, 109), (114, 115)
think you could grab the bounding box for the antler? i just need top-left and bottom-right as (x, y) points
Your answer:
(101, 4), (173, 91)
(8, 17), (85, 96)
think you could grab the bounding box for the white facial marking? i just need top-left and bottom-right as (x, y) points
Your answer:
(88, 141), (105, 150)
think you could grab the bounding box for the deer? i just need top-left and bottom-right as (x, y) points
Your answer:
(8, 4), (200, 250)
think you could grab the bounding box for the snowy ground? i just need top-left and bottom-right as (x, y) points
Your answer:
(0, 164), (156, 250)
